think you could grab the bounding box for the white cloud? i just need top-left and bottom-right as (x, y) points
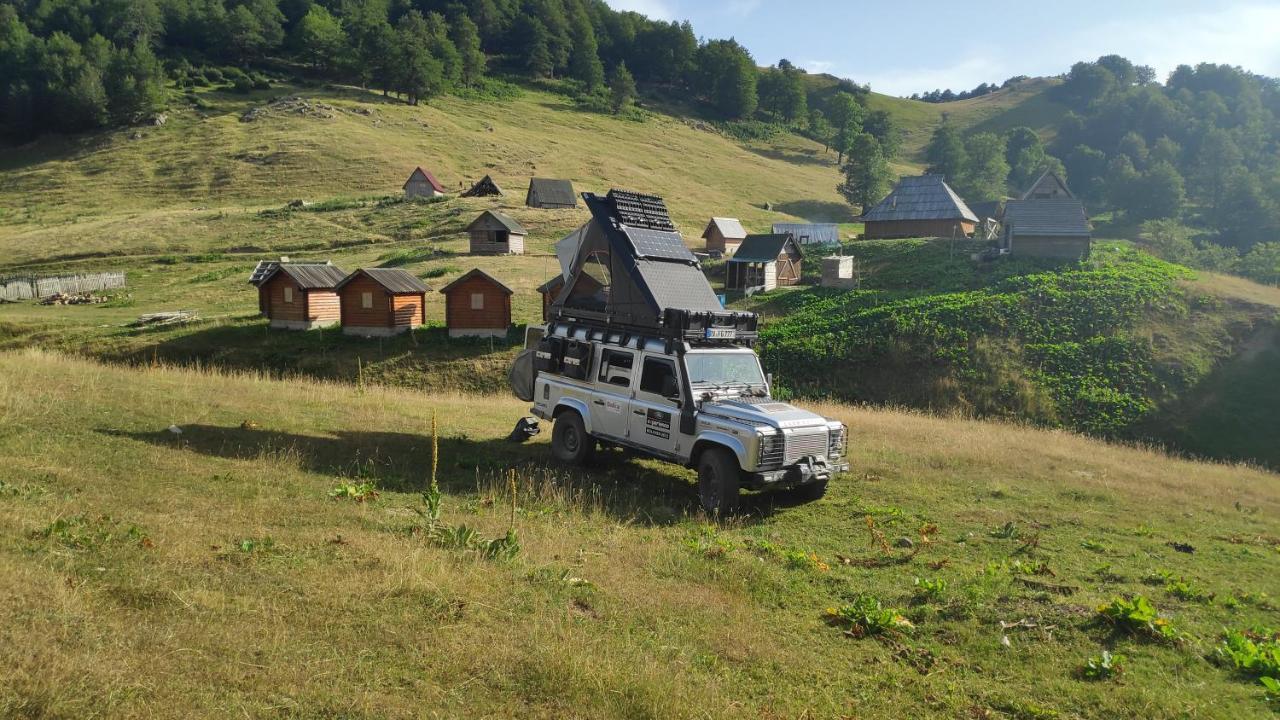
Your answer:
(722, 0), (763, 17)
(859, 56), (1008, 97)
(603, 0), (677, 21)
(804, 60), (835, 75)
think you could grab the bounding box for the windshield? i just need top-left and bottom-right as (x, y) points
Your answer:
(684, 352), (766, 388)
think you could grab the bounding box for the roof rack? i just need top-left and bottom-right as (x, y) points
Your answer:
(547, 307), (759, 350)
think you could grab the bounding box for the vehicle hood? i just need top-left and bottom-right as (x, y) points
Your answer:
(700, 397), (829, 430)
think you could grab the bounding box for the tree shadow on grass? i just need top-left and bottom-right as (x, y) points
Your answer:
(747, 145), (836, 168)
(103, 423), (812, 525)
(771, 200), (858, 224)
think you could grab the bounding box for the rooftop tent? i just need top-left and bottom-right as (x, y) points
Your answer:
(553, 189), (722, 328)
(555, 224), (588, 278)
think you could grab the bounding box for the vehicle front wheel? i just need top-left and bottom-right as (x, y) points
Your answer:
(697, 447), (741, 515)
(790, 478), (828, 503)
(551, 411), (594, 465)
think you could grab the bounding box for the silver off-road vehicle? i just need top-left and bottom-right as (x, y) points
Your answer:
(508, 189), (848, 512)
(518, 312), (848, 512)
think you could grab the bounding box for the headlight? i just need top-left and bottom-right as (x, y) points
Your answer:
(757, 429), (784, 467)
(828, 424), (847, 458)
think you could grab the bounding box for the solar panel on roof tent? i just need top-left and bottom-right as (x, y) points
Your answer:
(603, 189), (694, 262)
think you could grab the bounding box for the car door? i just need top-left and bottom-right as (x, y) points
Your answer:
(628, 355), (681, 458)
(590, 347), (633, 440)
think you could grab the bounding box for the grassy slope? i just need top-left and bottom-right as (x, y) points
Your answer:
(2, 351), (1278, 718)
(0, 82), (850, 268)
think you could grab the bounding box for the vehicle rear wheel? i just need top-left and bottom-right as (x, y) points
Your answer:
(551, 411), (594, 465)
(697, 447), (741, 515)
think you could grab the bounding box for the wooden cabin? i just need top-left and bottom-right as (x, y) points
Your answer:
(858, 175), (978, 239)
(440, 269), (512, 338)
(461, 175), (503, 197)
(1020, 170), (1074, 200)
(257, 263), (347, 330)
(1001, 199), (1092, 260)
(466, 210), (527, 255)
(526, 178), (577, 209)
(701, 217), (747, 255)
(336, 268), (429, 337)
(725, 234), (803, 292)
(404, 166), (446, 199)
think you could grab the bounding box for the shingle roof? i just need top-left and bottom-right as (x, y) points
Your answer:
(461, 175), (503, 197)
(859, 175), (979, 223)
(703, 216), (747, 240)
(337, 268), (429, 294)
(771, 223), (840, 246)
(729, 233), (798, 263)
(404, 167), (446, 193)
(439, 268), (513, 295)
(467, 209), (526, 234)
(1019, 170), (1074, 200)
(260, 263), (348, 290)
(527, 178), (578, 207)
(1002, 199), (1091, 237)
(968, 200), (1005, 221)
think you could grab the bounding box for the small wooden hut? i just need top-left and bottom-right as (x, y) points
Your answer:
(466, 210), (527, 255)
(461, 175), (503, 197)
(701, 217), (747, 255)
(537, 275), (565, 321)
(336, 268), (429, 337)
(725, 234), (803, 292)
(257, 263), (347, 330)
(1001, 199), (1092, 259)
(440, 269), (512, 338)
(404, 166), (446, 199)
(858, 175), (978, 239)
(526, 178), (578, 209)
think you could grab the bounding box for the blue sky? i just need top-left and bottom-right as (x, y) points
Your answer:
(604, 0), (1280, 96)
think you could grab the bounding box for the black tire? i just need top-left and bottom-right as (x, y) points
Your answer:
(697, 447), (741, 515)
(791, 478), (829, 503)
(551, 411), (594, 465)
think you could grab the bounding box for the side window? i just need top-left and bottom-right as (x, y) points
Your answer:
(361, 292), (373, 309)
(639, 358), (678, 397)
(471, 293), (485, 310)
(598, 349), (634, 387)
(283, 286), (293, 303)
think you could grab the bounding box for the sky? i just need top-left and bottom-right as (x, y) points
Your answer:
(604, 0), (1280, 96)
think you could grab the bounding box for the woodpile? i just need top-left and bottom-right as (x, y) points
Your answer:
(129, 311), (197, 327)
(40, 292), (108, 305)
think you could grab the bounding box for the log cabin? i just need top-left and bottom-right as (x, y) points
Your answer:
(440, 269), (513, 338)
(336, 268), (429, 337)
(466, 210), (527, 255)
(725, 233), (803, 292)
(403, 166), (446, 199)
(257, 263), (348, 330)
(858, 175), (979, 239)
(701, 217), (747, 255)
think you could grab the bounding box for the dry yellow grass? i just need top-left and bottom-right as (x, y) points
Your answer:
(2, 350), (1278, 718)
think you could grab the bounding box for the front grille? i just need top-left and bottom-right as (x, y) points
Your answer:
(785, 428), (829, 464)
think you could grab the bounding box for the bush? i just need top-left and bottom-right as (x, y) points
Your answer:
(252, 73), (271, 90)
(231, 77), (254, 94)
(204, 67), (225, 83)
(716, 119), (783, 141)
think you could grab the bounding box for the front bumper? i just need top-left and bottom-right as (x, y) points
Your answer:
(745, 456), (849, 491)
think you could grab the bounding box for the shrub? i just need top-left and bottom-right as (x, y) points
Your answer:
(232, 77), (254, 94)
(1097, 595), (1177, 641)
(825, 595), (913, 638)
(328, 481), (379, 502)
(1081, 650), (1126, 680)
(204, 67), (225, 82)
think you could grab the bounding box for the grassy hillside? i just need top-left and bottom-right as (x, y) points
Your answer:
(2, 351), (1279, 718)
(804, 75), (1067, 166)
(0, 81), (850, 268)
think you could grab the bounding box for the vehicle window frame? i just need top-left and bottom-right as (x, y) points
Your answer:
(598, 348), (635, 388)
(638, 356), (679, 399)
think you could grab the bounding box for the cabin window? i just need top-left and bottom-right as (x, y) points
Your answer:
(495, 230), (509, 245)
(599, 349), (634, 387)
(361, 292), (373, 309)
(283, 286), (293, 303)
(471, 293), (485, 310)
(640, 358), (678, 397)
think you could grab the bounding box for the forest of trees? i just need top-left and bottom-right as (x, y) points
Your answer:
(0, 0), (822, 139)
(918, 55), (1280, 282)
(908, 76), (1029, 103)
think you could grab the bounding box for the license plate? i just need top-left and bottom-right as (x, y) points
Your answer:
(705, 328), (735, 340)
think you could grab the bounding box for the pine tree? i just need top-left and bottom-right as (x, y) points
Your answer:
(394, 11), (443, 105)
(523, 17), (554, 78)
(568, 4), (604, 92)
(449, 12), (486, 87)
(609, 61), (636, 113)
(291, 5), (345, 71)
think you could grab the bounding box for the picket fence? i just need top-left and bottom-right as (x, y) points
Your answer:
(0, 271), (127, 301)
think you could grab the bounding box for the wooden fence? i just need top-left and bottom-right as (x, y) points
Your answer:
(0, 271), (127, 301)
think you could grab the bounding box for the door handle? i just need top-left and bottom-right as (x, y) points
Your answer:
(592, 400), (605, 406)
(632, 410), (645, 415)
